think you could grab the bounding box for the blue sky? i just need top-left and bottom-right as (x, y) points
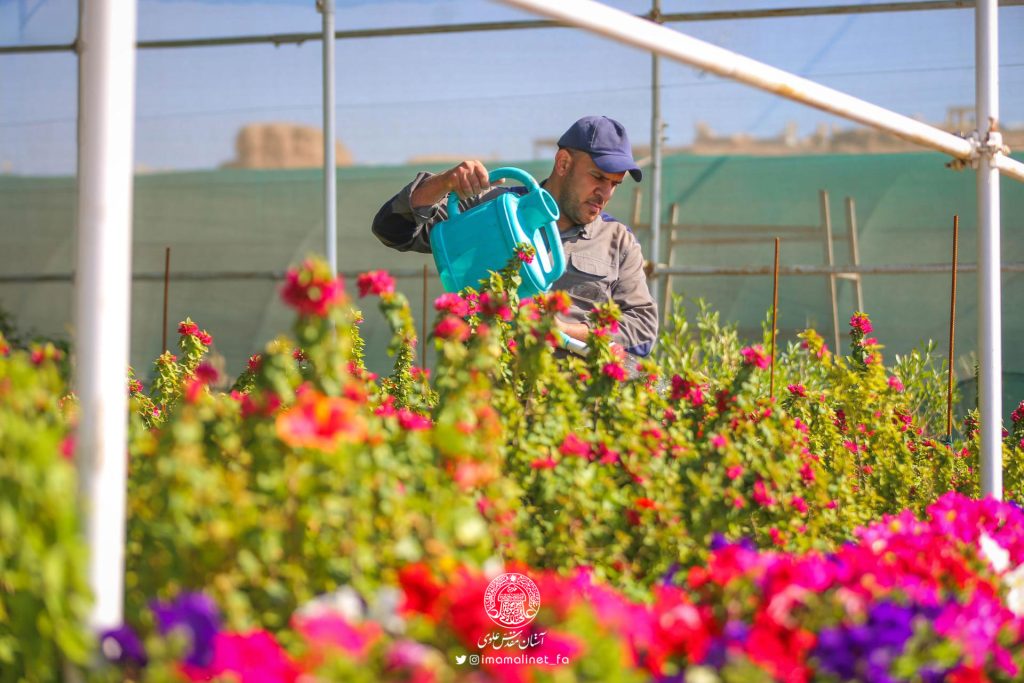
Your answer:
(1, 0), (1022, 174)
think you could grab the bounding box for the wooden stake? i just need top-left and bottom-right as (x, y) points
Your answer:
(422, 264), (428, 370)
(162, 247), (171, 352)
(770, 237), (780, 399)
(947, 215), (959, 440)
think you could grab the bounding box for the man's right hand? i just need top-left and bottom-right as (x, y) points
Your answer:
(410, 160), (493, 208)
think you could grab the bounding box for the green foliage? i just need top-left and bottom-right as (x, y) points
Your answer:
(0, 343), (92, 682)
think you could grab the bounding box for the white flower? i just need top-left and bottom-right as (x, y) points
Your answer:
(1004, 564), (1024, 617)
(980, 533), (1010, 573)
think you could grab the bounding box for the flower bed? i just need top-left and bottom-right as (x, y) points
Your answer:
(2, 255), (1024, 681)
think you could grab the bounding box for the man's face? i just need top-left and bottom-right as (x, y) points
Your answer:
(554, 150), (626, 227)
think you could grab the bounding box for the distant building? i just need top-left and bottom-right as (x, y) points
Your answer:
(223, 123), (353, 169)
(534, 107), (1023, 159)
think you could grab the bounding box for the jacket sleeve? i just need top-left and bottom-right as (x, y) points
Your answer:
(611, 232), (659, 357)
(370, 172), (443, 254)
(371, 172), (505, 254)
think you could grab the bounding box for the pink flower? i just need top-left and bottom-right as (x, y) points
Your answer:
(515, 245), (535, 264)
(850, 311), (873, 335)
(888, 375), (905, 392)
(670, 375), (705, 405)
(559, 433), (590, 458)
(710, 434), (728, 449)
(530, 456), (558, 469)
(280, 259), (346, 317)
(178, 321), (199, 336)
(434, 292), (470, 317)
(356, 270), (395, 298)
(602, 362), (627, 381)
(726, 465), (744, 480)
(196, 330), (213, 346)
(194, 362), (219, 386)
(478, 292), (513, 321)
(752, 480), (776, 507)
(787, 383), (806, 397)
(740, 344), (770, 369)
(1011, 400), (1024, 424)
(397, 409), (431, 431)
(183, 630), (300, 683)
(432, 315), (470, 342)
(790, 496), (808, 514)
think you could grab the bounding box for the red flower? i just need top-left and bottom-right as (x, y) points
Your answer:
(433, 293), (469, 317)
(275, 390), (367, 450)
(787, 383), (806, 397)
(396, 564), (444, 621)
(247, 354), (262, 373)
(280, 259), (346, 317)
(196, 331), (213, 346)
(178, 321), (199, 336)
(356, 269), (396, 298)
(530, 456), (558, 469)
(635, 497), (657, 510)
(602, 362), (626, 381)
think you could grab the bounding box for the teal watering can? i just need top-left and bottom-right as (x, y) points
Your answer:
(429, 167), (565, 299)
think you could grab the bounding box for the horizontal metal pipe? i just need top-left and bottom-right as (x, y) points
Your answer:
(655, 262), (1024, 276)
(500, 0), (980, 162)
(0, 268), (437, 284)
(3, 0), (1022, 55)
(5, 261), (1024, 285)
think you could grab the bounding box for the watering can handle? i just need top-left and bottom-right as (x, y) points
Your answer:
(445, 167), (540, 219)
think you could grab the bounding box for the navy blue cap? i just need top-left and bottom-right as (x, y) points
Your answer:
(557, 115), (642, 182)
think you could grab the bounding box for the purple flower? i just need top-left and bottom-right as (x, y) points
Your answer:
(709, 533), (756, 551)
(99, 625), (147, 666)
(151, 592), (220, 667)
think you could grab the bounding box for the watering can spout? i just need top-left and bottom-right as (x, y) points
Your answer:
(516, 186), (559, 229)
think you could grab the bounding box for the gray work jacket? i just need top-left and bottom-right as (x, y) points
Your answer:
(371, 172), (659, 356)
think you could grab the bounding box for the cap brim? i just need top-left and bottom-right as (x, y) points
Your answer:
(592, 153), (643, 182)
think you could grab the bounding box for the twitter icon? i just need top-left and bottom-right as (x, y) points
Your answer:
(455, 654), (467, 665)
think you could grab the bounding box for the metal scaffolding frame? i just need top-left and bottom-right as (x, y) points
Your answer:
(4, 0), (1021, 632)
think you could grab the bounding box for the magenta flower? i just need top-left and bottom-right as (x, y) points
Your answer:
(434, 292), (470, 318)
(888, 375), (905, 392)
(787, 383), (806, 397)
(740, 344), (770, 369)
(356, 269), (396, 298)
(280, 259), (346, 317)
(850, 311), (873, 335)
(432, 316), (470, 342)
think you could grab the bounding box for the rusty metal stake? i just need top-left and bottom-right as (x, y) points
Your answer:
(422, 264), (428, 370)
(770, 237), (780, 399)
(162, 247), (170, 352)
(947, 215), (959, 441)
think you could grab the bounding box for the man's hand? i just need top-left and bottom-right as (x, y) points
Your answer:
(410, 160), (495, 208)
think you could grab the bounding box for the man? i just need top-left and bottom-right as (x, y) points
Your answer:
(371, 115), (658, 357)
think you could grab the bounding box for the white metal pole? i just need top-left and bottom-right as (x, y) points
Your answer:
(649, 0), (663, 308)
(320, 0), (338, 274)
(494, 0), (1024, 184)
(75, 0), (137, 630)
(976, 0), (1002, 499)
